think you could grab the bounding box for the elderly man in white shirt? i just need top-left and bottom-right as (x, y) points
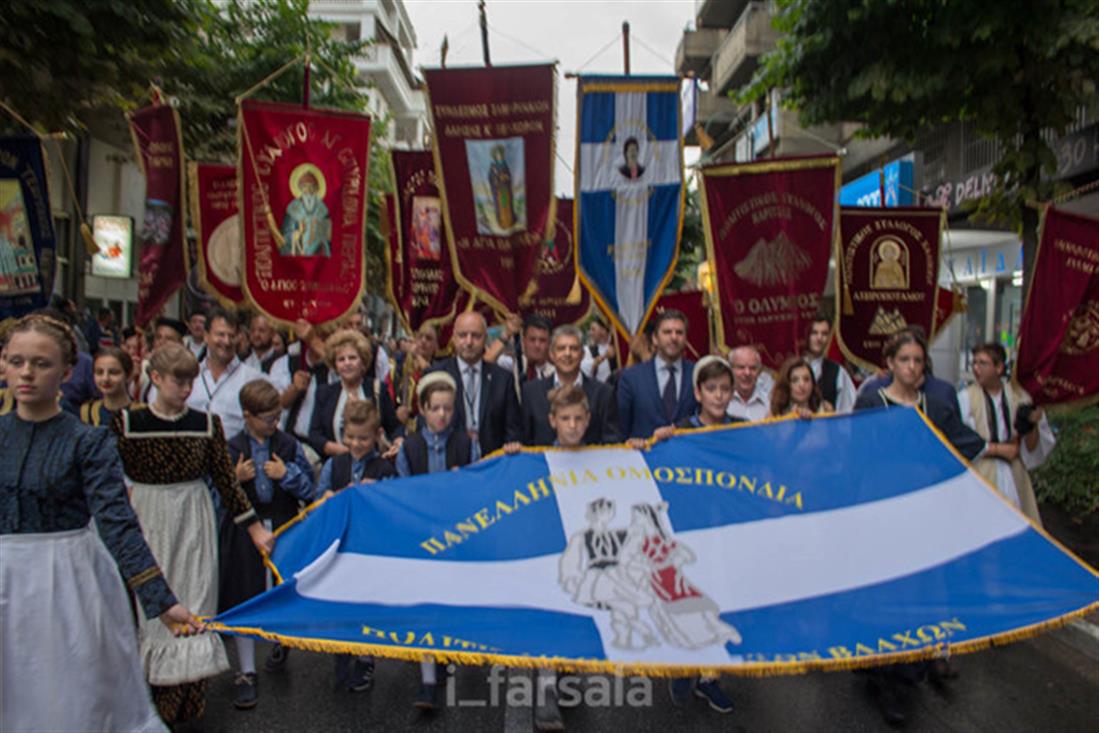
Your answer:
(727, 345), (773, 422)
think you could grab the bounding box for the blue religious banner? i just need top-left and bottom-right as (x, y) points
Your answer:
(575, 76), (685, 338)
(0, 136), (56, 322)
(212, 409), (1099, 675)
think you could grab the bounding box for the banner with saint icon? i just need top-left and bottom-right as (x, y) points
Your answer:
(238, 99), (371, 325)
(835, 207), (944, 370)
(424, 64), (556, 315)
(1016, 206), (1099, 406)
(575, 76), (685, 340)
(387, 150), (463, 335)
(189, 162), (244, 307)
(521, 198), (591, 325)
(0, 136), (56, 321)
(128, 103), (187, 326)
(699, 156), (840, 370)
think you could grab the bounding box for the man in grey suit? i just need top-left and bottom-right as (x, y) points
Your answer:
(520, 325), (621, 446)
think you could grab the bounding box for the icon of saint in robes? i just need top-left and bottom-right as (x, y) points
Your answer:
(488, 144), (516, 231)
(871, 238), (908, 290)
(281, 165), (332, 257)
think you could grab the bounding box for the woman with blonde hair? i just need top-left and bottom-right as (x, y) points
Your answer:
(307, 328), (401, 458)
(113, 342), (274, 728)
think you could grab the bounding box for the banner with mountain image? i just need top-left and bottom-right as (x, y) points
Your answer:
(189, 162), (244, 307)
(424, 64), (556, 315)
(836, 207), (944, 370)
(210, 408), (1099, 675)
(0, 136), (56, 321)
(700, 156), (840, 369)
(1016, 206), (1099, 406)
(238, 100), (371, 326)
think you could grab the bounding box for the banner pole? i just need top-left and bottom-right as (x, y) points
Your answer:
(478, 0), (491, 66)
(622, 21), (631, 75)
(303, 39), (312, 109)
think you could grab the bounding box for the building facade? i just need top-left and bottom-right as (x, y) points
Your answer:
(677, 0), (1099, 387)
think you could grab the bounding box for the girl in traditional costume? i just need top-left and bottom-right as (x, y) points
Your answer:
(112, 342), (274, 728)
(0, 314), (201, 732)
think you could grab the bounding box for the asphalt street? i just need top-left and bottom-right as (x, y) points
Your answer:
(205, 623), (1099, 732)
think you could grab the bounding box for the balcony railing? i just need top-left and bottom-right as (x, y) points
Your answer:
(711, 1), (780, 95)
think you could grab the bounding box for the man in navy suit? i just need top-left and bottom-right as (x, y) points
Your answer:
(426, 311), (521, 459)
(520, 324), (621, 446)
(617, 309), (699, 438)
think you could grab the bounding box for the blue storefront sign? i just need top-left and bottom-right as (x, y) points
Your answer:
(840, 157), (916, 207)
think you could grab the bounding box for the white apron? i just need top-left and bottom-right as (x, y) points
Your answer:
(0, 525), (167, 732)
(129, 478), (229, 685)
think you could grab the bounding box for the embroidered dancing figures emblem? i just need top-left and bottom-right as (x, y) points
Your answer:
(559, 499), (742, 652)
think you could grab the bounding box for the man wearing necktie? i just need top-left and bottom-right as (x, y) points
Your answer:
(426, 311), (521, 459)
(616, 309), (699, 438)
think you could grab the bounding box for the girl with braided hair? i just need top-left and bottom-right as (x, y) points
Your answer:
(1, 314), (201, 732)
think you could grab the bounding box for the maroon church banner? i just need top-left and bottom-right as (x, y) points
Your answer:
(700, 156), (839, 369)
(387, 150), (463, 335)
(128, 103), (187, 326)
(836, 206), (943, 370)
(238, 99), (370, 325)
(521, 198), (591, 326)
(1016, 206), (1099, 406)
(189, 162), (244, 307)
(425, 64), (556, 315)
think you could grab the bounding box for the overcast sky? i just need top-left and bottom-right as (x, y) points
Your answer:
(402, 0), (698, 194)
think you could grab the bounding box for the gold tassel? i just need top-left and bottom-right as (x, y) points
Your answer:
(564, 272), (582, 305)
(518, 276), (538, 307)
(80, 222), (98, 256)
(842, 283), (854, 316)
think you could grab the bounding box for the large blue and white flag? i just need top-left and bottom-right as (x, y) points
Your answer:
(213, 409), (1099, 675)
(575, 76), (684, 336)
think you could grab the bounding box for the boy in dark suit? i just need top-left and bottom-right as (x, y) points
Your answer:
(224, 380), (315, 709)
(314, 400), (396, 692)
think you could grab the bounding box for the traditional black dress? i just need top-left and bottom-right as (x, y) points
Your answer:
(113, 406), (257, 725)
(0, 411), (174, 732)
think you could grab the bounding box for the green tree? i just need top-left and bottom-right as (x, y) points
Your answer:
(0, 0), (201, 132)
(161, 0), (392, 294)
(668, 184), (704, 292)
(743, 0), (1099, 288)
